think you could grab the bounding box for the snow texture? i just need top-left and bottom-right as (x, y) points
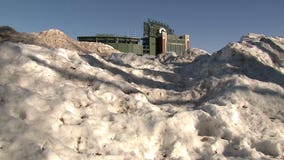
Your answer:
(0, 26), (119, 56)
(0, 27), (283, 160)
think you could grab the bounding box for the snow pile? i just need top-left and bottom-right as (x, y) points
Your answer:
(0, 30), (283, 160)
(157, 48), (209, 64)
(0, 26), (119, 56)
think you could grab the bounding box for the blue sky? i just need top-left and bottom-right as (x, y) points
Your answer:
(1, 0), (283, 53)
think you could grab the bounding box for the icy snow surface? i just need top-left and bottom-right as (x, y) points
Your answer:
(0, 30), (283, 160)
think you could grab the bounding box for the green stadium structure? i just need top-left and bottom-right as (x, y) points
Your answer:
(77, 20), (190, 56)
(77, 35), (143, 55)
(142, 20), (190, 56)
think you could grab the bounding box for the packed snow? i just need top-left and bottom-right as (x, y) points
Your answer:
(0, 27), (283, 160)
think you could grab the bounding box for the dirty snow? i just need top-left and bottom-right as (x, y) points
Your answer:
(0, 26), (119, 56)
(0, 28), (283, 160)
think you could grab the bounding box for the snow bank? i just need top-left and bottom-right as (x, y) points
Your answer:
(157, 48), (209, 64)
(0, 31), (283, 160)
(0, 26), (119, 56)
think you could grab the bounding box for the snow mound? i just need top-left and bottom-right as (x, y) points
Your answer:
(0, 26), (119, 56)
(0, 31), (283, 160)
(158, 48), (209, 64)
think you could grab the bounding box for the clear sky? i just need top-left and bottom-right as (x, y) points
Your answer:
(1, 0), (283, 53)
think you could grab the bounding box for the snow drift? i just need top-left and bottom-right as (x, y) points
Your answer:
(0, 28), (283, 160)
(0, 26), (119, 56)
